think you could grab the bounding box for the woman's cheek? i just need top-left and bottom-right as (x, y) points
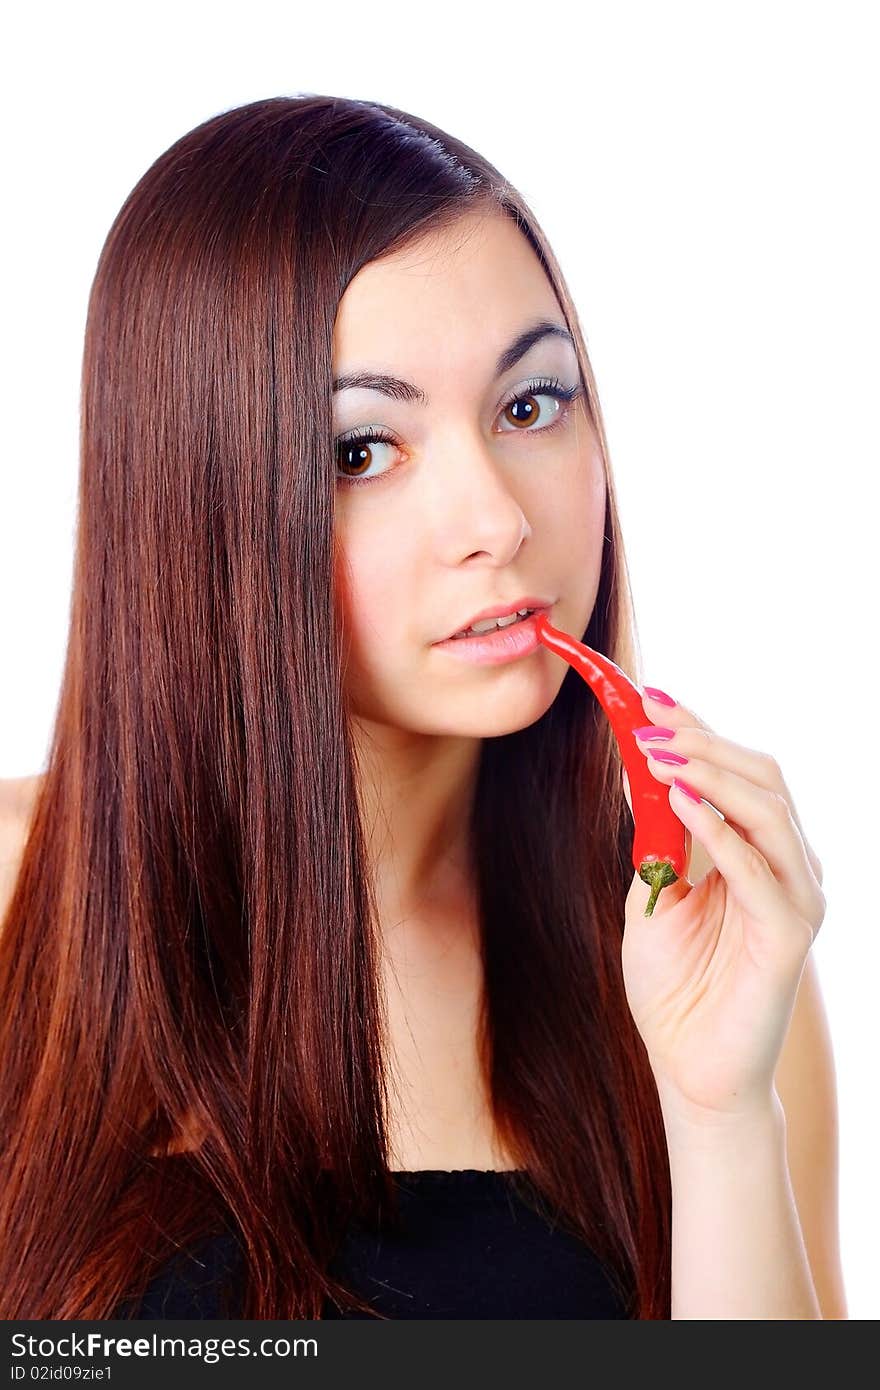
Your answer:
(564, 453), (607, 632)
(336, 533), (417, 689)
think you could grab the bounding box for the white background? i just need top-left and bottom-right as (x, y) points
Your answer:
(1, 0), (876, 1317)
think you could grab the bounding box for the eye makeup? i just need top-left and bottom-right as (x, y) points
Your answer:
(334, 375), (583, 489)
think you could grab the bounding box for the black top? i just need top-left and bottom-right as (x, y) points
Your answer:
(115, 1169), (628, 1320)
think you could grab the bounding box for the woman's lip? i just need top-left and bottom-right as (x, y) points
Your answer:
(431, 609), (548, 665)
(441, 598), (553, 642)
(439, 602), (554, 643)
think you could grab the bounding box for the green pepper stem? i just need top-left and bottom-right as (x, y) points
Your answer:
(639, 860), (679, 917)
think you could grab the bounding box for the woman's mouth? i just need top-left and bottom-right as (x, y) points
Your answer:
(431, 607), (550, 666)
(450, 606), (539, 639)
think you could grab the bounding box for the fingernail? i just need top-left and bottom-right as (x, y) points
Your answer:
(648, 749), (688, 765)
(643, 686), (676, 707)
(632, 725), (675, 742)
(672, 778), (702, 803)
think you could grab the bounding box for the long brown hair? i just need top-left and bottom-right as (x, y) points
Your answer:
(0, 94), (670, 1319)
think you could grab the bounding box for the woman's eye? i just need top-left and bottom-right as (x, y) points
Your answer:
(335, 378), (581, 488)
(495, 387), (573, 435)
(335, 428), (401, 487)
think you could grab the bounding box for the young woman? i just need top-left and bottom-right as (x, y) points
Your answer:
(0, 95), (846, 1320)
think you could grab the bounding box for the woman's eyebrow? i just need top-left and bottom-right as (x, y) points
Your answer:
(331, 319), (574, 405)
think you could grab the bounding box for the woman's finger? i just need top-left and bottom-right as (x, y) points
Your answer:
(638, 690), (824, 887)
(639, 746), (825, 934)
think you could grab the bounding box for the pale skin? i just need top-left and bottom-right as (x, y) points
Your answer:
(331, 209), (605, 1173)
(0, 208), (848, 1317)
(621, 704), (844, 1317)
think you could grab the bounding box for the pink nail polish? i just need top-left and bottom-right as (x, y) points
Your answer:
(672, 778), (702, 803)
(644, 686), (676, 707)
(648, 750), (688, 765)
(632, 725), (675, 741)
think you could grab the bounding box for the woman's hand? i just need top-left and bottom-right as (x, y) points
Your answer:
(620, 689), (826, 1125)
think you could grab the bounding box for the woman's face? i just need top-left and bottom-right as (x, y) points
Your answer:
(331, 208), (607, 739)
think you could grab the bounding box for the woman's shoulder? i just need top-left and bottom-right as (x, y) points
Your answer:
(0, 773), (43, 925)
(0, 772), (44, 823)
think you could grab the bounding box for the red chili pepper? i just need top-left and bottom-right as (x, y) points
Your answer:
(535, 613), (687, 917)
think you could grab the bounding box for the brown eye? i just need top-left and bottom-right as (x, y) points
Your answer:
(502, 391), (560, 429)
(335, 427), (400, 487)
(496, 377), (582, 435)
(334, 376), (582, 491)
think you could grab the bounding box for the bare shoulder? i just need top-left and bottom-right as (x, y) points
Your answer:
(774, 951), (849, 1318)
(1, 772), (44, 817)
(0, 773), (45, 923)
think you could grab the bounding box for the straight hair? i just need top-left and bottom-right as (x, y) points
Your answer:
(0, 94), (670, 1319)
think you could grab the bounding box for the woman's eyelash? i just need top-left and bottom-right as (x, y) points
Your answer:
(334, 375), (583, 489)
